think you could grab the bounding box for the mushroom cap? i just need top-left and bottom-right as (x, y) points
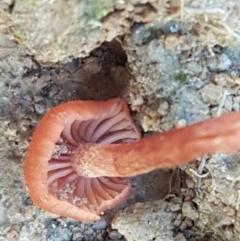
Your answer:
(24, 98), (141, 222)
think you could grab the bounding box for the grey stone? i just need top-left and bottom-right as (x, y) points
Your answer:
(92, 217), (110, 230)
(108, 230), (122, 240)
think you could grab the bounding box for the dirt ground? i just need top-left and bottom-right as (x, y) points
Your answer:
(1, 1), (240, 241)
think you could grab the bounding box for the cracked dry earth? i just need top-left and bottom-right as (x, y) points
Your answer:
(1, 22), (240, 241)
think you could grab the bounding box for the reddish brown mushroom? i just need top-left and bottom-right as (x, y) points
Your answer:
(24, 98), (240, 222)
(24, 99), (141, 222)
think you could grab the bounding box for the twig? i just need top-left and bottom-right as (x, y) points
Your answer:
(189, 156), (209, 188)
(189, 168), (209, 178)
(180, 0), (184, 20)
(216, 90), (229, 117)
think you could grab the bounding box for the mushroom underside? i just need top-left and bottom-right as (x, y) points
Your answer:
(47, 104), (140, 215)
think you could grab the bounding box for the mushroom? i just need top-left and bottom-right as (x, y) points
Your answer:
(24, 98), (240, 222)
(24, 98), (141, 222)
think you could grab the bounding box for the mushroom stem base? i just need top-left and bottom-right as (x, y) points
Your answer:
(71, 143), (120, 178)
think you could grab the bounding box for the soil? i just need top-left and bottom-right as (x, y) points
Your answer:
(1, 1), (240, 241)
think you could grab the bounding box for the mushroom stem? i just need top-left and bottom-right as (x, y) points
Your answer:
(71, 112), (240, 178)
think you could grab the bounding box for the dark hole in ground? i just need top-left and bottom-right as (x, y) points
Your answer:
(72, 39), (130, 101)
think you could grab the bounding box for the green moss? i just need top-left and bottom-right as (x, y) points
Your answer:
(84, 0), (113, 21)
(174, 72), (187, 83)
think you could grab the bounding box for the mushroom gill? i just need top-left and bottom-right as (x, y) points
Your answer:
(24, 98), (140, 222)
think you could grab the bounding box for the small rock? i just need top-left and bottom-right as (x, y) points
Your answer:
(212, 73), (227, 86)
(112, 200), (174, 241)
(223, 95), (233, 111)
(174, 233), (187, 241)
(173, 218), (182, 227)
(157, 100), (169, 116)
(181, 188), (195, 199)
(199, 84), (223, 105)
(132, 95), (144, 106)
(184, 196), (192, 201)
(179, 221), (187, 231)
(184, 217), (193, 227)
(182, 201), (199, 220)
(85, 227), (94, 235)
(170, 204), (182, 212)
(232, 102), (239, 111)
(233, 96), (240, 103)
(94, 230), (107, 241)
(72, 231), (83, 241)
(213, 214), (234, 228)
(185, 178), (195, 189)
(6, 228), (19, 241)
(34, 101), (46, 115)
(223, 206), (235, 216)
(174, 119), (187, 128)
(164, 33), (183, 50)
(207, 53), (232, 72)
(131, 23), (154, 46)
(92, 217), (110, 230)
(84, 234), (94, 241)
(185, 61), (203, 75)
(108, 230), (122, 240)
(65, 59), (79, 73)
(46, 220), (72, 241)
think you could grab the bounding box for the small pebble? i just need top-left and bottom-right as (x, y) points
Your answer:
(182, 201), (199, 220)
(173, 219), (182, 227)
(65, 59), (79, 73)
(34, 101), (46, 115)
(170, 204), (182, 212)
(23, 197), (33, 206)
(85, 227), (94, 235)
(185, 178), (195, 189)
(232, 102), (239, 111)
(184, 196), (192, 201)
(92, 217), (110, 230)
(157, 100), (169, 116)
(185, 61), (203, 75)
(164, 33), (182, 50)
(207, 53), (232, 72)
(184, 217), (193, 227)
(179, 221), (187, 231)
(174, 233), (187, 241)
(6, 228), (19, 241)
(181, 188), (191, 197)
(84, 234), (94, 241)
(95, 230), (107, 241)
(108, 230), (122, 240)
(72, 231), (83, 241)
(199, 84), (223, 105)
(175, 119), (187, 128)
